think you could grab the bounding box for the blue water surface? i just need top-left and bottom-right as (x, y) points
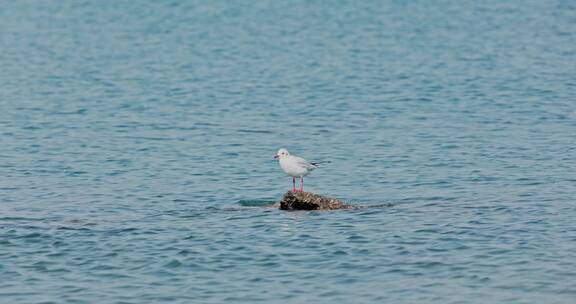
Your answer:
(1, 1), (575, 303)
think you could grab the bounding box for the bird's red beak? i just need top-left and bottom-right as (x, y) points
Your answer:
(274, 154), (279, 159)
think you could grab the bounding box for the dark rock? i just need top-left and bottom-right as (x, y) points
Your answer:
(279, 191), (352, 210)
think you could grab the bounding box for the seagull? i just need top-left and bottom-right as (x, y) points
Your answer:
(274, 148), (326, 192)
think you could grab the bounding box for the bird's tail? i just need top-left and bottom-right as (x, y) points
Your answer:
(310, 161), (331, 167)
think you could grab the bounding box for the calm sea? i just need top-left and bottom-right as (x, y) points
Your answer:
(1, 1), (575, 303)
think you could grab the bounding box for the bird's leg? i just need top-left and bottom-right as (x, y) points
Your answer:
(292, 177), (296, 192)
(300, 177), (304, 192)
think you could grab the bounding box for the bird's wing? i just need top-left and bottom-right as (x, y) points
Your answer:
(293, 156), (319, 169)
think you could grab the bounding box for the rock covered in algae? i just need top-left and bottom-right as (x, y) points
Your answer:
(279, 191), (352, 210)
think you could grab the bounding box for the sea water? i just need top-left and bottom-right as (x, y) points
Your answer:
(1, 1), (575, 303)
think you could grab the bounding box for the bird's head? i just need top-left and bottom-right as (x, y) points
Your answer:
(274, 148), (290, 159)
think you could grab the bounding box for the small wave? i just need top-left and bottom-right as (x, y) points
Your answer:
(237, 199), (276, 207)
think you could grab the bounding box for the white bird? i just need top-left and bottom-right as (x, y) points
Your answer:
(274, 148), (325, 192)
